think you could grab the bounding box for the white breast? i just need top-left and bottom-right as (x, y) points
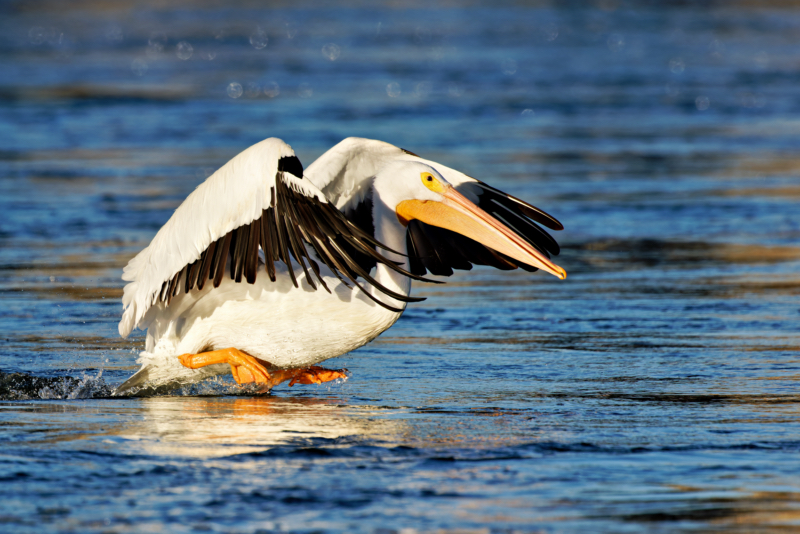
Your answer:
(133, 260), (405, 386)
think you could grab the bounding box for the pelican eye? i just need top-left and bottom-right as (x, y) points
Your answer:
(420, 172), (445, 193)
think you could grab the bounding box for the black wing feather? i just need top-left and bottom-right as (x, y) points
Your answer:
(473, 181), (563, 231)
(406, 220), (453, 276)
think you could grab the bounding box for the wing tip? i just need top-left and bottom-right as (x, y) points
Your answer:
(474, 181), (564, 231)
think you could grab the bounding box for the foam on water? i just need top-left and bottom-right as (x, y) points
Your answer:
(0, 369), (286, 400)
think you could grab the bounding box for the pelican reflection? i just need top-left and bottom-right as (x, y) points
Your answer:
(112, 396), (403, 458)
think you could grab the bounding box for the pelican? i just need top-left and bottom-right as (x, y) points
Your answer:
(115, 138), (566, 394)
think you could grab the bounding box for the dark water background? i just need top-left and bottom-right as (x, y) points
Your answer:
(2, 1), (800, 532)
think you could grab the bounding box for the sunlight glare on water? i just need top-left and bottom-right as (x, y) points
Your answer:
(1, 1), (800, 533)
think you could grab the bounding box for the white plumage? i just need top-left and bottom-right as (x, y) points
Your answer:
(116, 137), (566, 393)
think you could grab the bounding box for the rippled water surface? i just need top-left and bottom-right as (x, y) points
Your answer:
(2, 1), (800, 533)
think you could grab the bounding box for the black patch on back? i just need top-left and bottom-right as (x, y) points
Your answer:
(277, 155), (304, 178)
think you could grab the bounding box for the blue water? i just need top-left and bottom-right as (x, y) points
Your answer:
(2, 2), (800, 532)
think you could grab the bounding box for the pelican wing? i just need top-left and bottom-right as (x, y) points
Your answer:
(119, 138), (424, 338)
(305, 137), (563, 278)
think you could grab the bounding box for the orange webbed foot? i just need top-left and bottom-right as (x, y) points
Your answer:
(266, 366), (348, 387)
(178, 348), (271, 385)
(288, 366), (349, 387)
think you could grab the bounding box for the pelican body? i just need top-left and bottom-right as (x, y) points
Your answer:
(116, 138), (565, 393)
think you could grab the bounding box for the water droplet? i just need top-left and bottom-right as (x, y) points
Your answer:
(148, 32), (167, 47)
(176, 41), (193, 60)
(245, 82), (260, 98)
(147, 36), (166, 58)
(198, 35), (219, 61)
(543, 23), (558, 42)
(105, 26), (123, 43)
(29, 26), (45, 44)
(263, 81), (280, 98)
(414, 82), (432, 98)
(386, 82), (401, 98)
(55, 33), (74, 58)
(668, 28), (685, 43)
(520, 109), (534, 117)
(626, 37), (644, 59)
(250, 28), (268, 49)
(447, 84), (463, 98)
(131, 58), (148, 76)
(50, 276), (56, 282)
(607, 33), (624, 52)
(322, 43), (341, 61)
(45, 27), (60, 45)
(429, 47), (445, 61)
(227, 82), (243, 99)
(669, 58), (685, 74)
(501, 58), (517, 75)
(414, 26), (432, 44)
(739, 92), (766, 109)
(284, 22), (297, 39)
(297, 83), (313, 98)
(695, 96), (710, 111)
(664, 82), (680, 97)
(708, 39), (724, 58)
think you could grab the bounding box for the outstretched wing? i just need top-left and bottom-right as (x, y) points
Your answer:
(119, 138), (426, 338)
(305, 137), (563, 277)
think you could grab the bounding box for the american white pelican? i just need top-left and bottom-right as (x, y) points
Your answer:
(115, 138), (566, 394)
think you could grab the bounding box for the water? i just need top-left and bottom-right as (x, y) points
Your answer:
(1, 2), (800, 532)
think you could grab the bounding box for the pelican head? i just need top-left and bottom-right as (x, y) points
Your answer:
(373, 161), (567, 280)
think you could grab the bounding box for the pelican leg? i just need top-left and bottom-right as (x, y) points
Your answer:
(269, 366), (349, 387)
(178, 348), (271, 385)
